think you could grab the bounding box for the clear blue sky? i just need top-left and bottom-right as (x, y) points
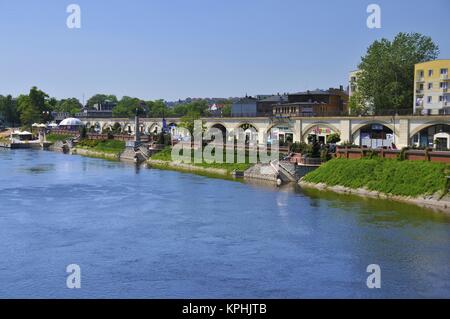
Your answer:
(0, 0), (449, 102)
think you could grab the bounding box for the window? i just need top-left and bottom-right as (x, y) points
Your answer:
(429, 69), (434, 77)
(440, 82), (448, 89)
(441, 68), (448, 75)
(428, 83), (433, 89)
(427, 96), (433, 103)
(419, 70), (424, 77)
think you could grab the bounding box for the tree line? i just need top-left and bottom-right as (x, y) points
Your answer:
(0, 89), (232, 128)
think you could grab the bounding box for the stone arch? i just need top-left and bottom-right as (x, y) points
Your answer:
(301, 122), (341, 142)
(352, 121), (397, 148)
(147, 122), (160, 134)
(102, 123), (113, 132)
(235, 122), (259, 132)
(266, 119), (293, 131)
(209, 123), (227, 134)
(409, 121), (450, 138)
(91, 122), (101, 133)
(124, 123), (134, 134)
(208, 123), (228, 143)
(409, 121), (450, 150)
(351, 120), (396, 137)
(266, 121), (296, 145)
(233, 122), (259, 143)
(110, 122), (123, 133)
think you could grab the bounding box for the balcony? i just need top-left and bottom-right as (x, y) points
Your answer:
(416, 77), (425, 83)
(415, 89), (424, 95)
(441, 74), (449, 80)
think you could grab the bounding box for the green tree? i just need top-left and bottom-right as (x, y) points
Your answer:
(327, 133), (341, 144)
(87, 94), (117, 108)
(48, 97), (58, 111)
(17, 95), (40, 127)
(147, 100), (172, 117)
(0, 95), (20, 126)
(170, 100), (210, 117)
(113, 96), (145, 117)
(17, 87), (51, 126)
(55, 98), (82, 115)
(179, 111), (206, 136)
(357, 32), (439, 114)
(221, 102), (232, 117)
(348, 91), (370, 115)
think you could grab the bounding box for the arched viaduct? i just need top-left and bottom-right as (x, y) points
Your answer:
(81, 115), (450, 148)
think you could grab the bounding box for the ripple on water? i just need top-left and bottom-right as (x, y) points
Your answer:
(18, 164), (56, 174)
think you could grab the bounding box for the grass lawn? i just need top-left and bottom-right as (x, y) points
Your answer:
(151, 146), (254, 173)
(303, 158), (450, 197)
(77, 139), (125, 155)
(46, 133), (74, 142)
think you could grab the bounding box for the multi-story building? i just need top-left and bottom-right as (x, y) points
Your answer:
(348, 70), (360, 97)
(414, 59), (450, 115)
(257, 94), (288, 116)
(231, 95), (272, 117)
(347, 69), (375, 115)
(231, 96), (258, 117)
(93, 100), (117, 111)
(272, 87), (348, 117)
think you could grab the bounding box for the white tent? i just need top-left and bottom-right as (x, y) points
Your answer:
(59, 118), (83, 126)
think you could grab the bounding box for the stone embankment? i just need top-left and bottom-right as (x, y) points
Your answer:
(71, 148), (121, 161)
(147, 159), (229, 177)
(244, 164), (278, 182)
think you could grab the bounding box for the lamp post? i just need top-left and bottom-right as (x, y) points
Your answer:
(392, 113), (396, 146)
(134, 107), (140, 146)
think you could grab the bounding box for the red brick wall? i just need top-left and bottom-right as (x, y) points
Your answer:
(336, 148), (450, 164)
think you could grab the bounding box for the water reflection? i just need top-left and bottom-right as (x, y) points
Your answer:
(300, 187), (450, 226)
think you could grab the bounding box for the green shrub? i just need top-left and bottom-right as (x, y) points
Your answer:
(365, 149), (378, 159)
(327, 133), (341, 144)
(79, 126), (87, 139)
(397, 147), (409, 161)
(290, 142), (309, 153)
(320, 148), (331, 162)
(77, 139), (125, 154)
(46, 133), (72, 142)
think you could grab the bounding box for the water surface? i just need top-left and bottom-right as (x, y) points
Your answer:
(0, 149), (449, 298)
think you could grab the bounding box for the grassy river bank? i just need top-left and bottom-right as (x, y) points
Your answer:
(300, 158), (450, 212)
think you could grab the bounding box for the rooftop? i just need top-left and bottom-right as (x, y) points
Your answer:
(259, 94), (289, 103)
(290, 88), (347, 96)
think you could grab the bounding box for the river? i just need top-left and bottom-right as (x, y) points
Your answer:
(0, 148), (449, 298)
